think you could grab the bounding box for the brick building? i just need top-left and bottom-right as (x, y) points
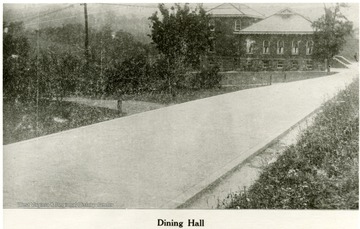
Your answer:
(206, 3), (264, 70)
(206, 6), (324, 71)
(207, 3), (264, 34)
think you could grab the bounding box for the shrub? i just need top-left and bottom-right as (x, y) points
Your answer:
(104, 55), (151, 96)
(3, 22), (32, 102)
(191, 65), (223, 89)
(147, 56), (194, 95)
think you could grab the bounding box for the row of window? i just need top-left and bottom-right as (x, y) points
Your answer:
(246, 39), (314, 55)
(245, 59), (313, 70)
(209, 19), (242, 32)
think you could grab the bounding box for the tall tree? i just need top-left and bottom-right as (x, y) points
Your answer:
(148, 3), (212, 95)
(312, 3), (353, 73)
(149, 3), (211, 67)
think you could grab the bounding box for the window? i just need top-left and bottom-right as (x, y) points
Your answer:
(306, 60), (313, 69)
(262, 60), (270, 69)
(277, 40), (284, 54)
(292, 40), (300, 55)
(246, 39), (255, 54)
(209, 19), (215, 32)
(263, 40), (270, 54)
(306, 40), (314, 55)
(277, 60), (284, 69)
(234, 19), (241, 31)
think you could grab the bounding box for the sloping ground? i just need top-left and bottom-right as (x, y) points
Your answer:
(339, 35), (359, 62)
(3, 65), (357, 209)
(180, 109), (320, 209)
(226, 79), (359, 209)
(3, 100), (122, 145)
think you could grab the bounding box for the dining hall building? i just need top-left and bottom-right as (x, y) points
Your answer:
(206, 4), (324, 71)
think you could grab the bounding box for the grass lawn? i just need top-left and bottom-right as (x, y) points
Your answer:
(225, 78), (359, 209)
(3, 99), (122, 145)
(221, 71), (334, 86)
(119, 85), (263, 105)
(3, 70), (341, 145)
(4, 85), (261, 145)
(118, 70), (333, 105)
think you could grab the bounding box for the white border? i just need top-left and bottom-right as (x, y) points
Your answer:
(1, 1), (359, 229)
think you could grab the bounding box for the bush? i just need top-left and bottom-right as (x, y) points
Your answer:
(104, 55), (151, 95)
(191, 65), (222, 89)
(3, 22), (31, 102)
(147, 56), (194, 95)
(147, 57), (172, 92)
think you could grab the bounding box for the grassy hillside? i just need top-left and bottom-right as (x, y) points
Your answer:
(4, 4), (153, 43)
(339, 34), (359, 62)
(226, 79), (359, 209)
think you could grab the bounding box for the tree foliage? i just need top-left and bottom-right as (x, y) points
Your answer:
(149, 3), (212, 68)
(148, 4), (214, 95)
(3, 22), (32, 102)
(312, 4), (353, 71)
(4, 7), (221, 104)
(211, 19), (240, 56)
(26, 24), (154, 97)
(105, 54), (151, 95)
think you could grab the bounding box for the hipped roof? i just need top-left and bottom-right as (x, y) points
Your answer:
(207, 3), (264, 19)
(235, 8), (314, 34)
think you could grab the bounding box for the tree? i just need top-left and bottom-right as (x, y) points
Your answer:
(148, 3), (212, 95)
(3, 22), (32, 102)
(312, 3), (353, 73)
(149, 3), (211, 67)
(4, 21), (82, 103)
(211, 18), (240, 57)
(90, 26), (150, 96)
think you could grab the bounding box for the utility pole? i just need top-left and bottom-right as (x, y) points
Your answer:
(81, 3), (89, 67)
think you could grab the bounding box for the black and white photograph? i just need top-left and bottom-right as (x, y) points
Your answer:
(2, 1), (359, 228)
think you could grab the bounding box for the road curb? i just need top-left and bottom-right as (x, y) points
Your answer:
(171, 105), (325, 209)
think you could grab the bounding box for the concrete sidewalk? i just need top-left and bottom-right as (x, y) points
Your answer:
(3, 65), (358, 208)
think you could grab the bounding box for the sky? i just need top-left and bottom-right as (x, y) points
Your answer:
(3, 3), (359, 29)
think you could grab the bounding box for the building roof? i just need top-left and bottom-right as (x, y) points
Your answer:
(207, 3), (264, 19)
(235, 8), (314, 34)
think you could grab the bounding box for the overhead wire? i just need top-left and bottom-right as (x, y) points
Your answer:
(9, 4), (75, 23)
(24, 14), (82, 26)
(96, 3), (158, 9)
(22, 3), (157, 27)
(11, 3), (214, 27)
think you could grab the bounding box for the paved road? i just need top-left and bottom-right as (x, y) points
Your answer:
(3, 65), (358, 208)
